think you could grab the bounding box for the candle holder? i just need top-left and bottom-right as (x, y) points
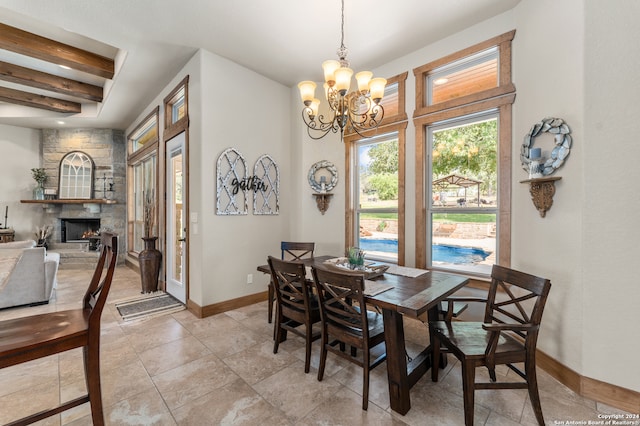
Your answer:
(312, 193), (333, 215)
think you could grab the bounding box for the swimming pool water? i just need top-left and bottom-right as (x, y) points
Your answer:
(359, 238), (490, 264)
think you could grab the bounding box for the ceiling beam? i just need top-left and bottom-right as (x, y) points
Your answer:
(0, 23), (114, 79)
(0, 61), (103, 102)
(0, 86), (81, 113)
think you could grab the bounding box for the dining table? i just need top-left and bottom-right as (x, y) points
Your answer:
(257, 255), (469, 415)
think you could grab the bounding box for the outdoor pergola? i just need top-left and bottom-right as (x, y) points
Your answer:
(432, 174), (483, 206)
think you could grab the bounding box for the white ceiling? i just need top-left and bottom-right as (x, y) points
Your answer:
(0, 0), (520, 130)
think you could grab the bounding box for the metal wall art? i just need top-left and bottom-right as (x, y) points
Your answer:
(521, 117), (572, 177)
(253, 155), (280, 215)
(308, 160), (338, 193)
(216, 148), (248, 215)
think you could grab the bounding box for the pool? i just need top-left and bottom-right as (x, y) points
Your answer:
(359, 238), (491, 264)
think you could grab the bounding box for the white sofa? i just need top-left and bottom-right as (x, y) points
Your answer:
(0, 240), (60, 309)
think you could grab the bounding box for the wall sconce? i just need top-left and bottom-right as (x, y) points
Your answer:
(520, 176), (561, 217)
(308, 161), (338, 215)
(312, 193), (333, 215)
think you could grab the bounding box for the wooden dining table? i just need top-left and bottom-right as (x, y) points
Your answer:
(257, 255), (469, 415)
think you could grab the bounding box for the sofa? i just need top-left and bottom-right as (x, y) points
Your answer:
(0, 240), (60, 309)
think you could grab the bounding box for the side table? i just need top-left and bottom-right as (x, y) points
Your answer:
(0, 229), (15, 243)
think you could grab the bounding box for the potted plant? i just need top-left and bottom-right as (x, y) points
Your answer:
(139, 191), (162, 293)
(31, 168), (47, 200)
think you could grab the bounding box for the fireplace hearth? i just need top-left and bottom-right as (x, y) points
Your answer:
(60, 218), (101, 243)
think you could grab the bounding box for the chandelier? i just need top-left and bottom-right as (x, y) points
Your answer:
(297, 0), (386, 140)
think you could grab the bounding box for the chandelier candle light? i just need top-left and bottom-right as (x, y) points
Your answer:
(297, 0), (386, 140)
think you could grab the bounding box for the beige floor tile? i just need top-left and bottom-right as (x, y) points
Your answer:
(0, 378), (61, 425)
(152, 353), (239, 410)
(172, 378), (289, 425)
(223, 339), (296, 385)
(253, 360), (343, 421)
(137, 335), (211, 376)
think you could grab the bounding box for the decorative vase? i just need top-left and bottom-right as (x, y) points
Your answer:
(36, 238), (48, 250)
(139, 236), (162, 293)
(33, 183), (45, 200)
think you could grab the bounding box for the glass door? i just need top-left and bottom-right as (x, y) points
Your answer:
(166, 133), (187, 303)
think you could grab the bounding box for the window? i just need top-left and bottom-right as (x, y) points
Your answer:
(354, 132), (400, 263)
(345, 73), (407, 265)
(164, 76), (189, 132)
(414, 31), (515, 274)
(127, 108), (159, 255)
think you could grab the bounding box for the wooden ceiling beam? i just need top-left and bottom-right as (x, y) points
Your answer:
(0, 23), (114, 79)
(0, 61), (103, 102)
(0, 86), (81, 113)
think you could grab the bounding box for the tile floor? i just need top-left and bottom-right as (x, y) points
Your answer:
(0, 266), (631, 425)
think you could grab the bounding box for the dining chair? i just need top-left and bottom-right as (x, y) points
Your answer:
(0, 233), (118, 426)
(311, 267), (387, 410)
(268, 255), (321, 373)
(429, 264), (552, 426)
(267, 241), (315, 324)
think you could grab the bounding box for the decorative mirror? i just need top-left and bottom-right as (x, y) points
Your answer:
(253, 154), (280, 215)
(58, 151), (95, 199)
(216, 147), (248, 215)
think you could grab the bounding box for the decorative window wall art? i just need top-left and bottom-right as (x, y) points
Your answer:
(216, 148), (248, 215)
(253, 155), (280, 215)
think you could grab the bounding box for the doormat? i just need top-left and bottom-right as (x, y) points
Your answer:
(114, 292), (185, 322)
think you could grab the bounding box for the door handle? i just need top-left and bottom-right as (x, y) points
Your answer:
(178, 237), (186, 242)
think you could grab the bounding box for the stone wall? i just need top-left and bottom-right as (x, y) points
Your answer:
(41, 129), (126, 261)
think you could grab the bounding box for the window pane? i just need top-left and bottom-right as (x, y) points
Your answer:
(428, 48), (498, 105)
(379, 82), (399, 118)
(131, 116), (157, 154)
(132, 155), (156, 253)
(356, 135), (399, 262)
(429, 114), (497, 274)
(431, 212), (495, 275)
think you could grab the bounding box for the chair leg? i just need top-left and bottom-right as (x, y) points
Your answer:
(304, 322), (312, 374)
(431, 334), (441, 382)
(267, 281), (274, 323)
(362, 351), (370, 410)
(84, 345), (105, 426)
(317, 333), (328, 382)
(461, 360), (476, 426)
(526, 359), (545, 426)
(273, 313), (282, 354)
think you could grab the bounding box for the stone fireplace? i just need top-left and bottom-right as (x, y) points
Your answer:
(39, 129), (126, 262)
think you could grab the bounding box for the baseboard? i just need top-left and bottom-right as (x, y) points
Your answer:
(538, 349), (640, 413)
(186, 291), (268, 319)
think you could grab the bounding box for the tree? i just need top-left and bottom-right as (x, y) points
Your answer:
(368, 173), (398, 200)
(432, 119), (497, 194)
(367, 139), (398, 174)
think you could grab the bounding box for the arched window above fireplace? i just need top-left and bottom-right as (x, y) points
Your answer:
(58, 151), (95, 199)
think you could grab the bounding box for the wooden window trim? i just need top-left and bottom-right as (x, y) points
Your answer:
(164, 75), (189, 138)
(345, 121), (408, 266)
(127, 106), (160, 162)
(413, 30), (515, 118)
(345, 71), (408, 137)
(413, 31), (515, 271)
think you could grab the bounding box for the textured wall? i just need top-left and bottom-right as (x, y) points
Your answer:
(41, 128), (126, 260)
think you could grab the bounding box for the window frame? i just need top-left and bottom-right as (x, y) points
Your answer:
(413, 30), (515, 273)
(127, 107), (159, 258)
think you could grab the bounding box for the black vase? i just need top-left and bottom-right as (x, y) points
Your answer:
(139, 237), (162, 293)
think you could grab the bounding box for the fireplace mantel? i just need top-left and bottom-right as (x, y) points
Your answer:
(21, 199), (117, 205)
(21, 199), (117, 213)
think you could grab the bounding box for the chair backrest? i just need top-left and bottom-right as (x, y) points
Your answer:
(312, 267), (370, 346)
(281, 241), (315, 261)
(485, 264), (551, 349)
(83, 232), (118, 331)
(268, 255), (314, 317)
